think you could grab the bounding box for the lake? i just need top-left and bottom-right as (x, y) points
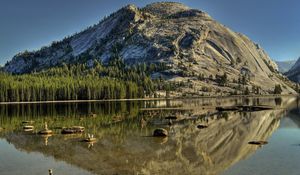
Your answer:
(0, 97), (299, 175)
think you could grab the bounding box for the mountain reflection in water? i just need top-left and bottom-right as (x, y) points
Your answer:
(0, 97), (297, 175)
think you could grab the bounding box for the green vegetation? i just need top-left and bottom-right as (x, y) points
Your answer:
(0, 59), (169, 102)
(244, 87), (250, 95)
(274, 84), (282, 94)
(216, 73), (228, 86)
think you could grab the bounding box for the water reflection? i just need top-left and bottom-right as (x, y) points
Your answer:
(0, 97), (297, 175)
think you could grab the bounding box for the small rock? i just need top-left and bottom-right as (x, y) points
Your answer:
(248, 141), (268, 145)
(61, 126), (84, 134)
(23, 128), (34, 132)
(61, 128), (77, 134)
(38, 129), (53, 135)
(153, 128), (168, 137)
(23, 125), (34, 130)
(49, 169), (53, 175)
(197, 125), (208, 129)
(83, 137), (97, 143)
(83, 134), (96, 142)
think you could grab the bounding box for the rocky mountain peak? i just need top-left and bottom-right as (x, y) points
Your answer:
(123, 4), (138, 11)
(142, 2), (209, 19)
(143, 2), (190, 15)
(3, 2), (296, 95)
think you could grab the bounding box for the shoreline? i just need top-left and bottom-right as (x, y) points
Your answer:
(0, 94), (298, 105)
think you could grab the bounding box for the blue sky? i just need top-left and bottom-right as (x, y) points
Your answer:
(0, 0), (299, 65)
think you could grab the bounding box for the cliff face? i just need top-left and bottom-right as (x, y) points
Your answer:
(3, 2), (296, 95)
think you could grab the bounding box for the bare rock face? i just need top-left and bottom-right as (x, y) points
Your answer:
(286, 57), (300, 82)
(3, 2), (296, 95)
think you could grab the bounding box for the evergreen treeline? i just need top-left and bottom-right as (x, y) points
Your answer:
(0, 59), (167, 102)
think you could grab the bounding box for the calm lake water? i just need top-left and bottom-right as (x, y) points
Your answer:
(0, 97), (299, 175)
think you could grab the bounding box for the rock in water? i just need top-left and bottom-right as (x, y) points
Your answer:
(38, 129), (53, 135)
(153, 128), (168, 137)
(197, 125), (208, 129)
(23, 125), (34, 130)
(61, 126), (85, 134)
(48, 169), (53, 175)
(248, 141), (268, 145)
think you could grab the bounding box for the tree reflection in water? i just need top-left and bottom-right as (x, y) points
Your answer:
(0, 97), (296, 175)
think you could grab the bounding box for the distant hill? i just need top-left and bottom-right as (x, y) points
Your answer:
(3, 2), (297, 96)
(276, 60), (296, 73)
(286, 57), (300, 82)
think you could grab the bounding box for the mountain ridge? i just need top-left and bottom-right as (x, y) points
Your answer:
(3, 2), (297, 96)
(286, 57), (300, 82)
(276, 60), (297, 73)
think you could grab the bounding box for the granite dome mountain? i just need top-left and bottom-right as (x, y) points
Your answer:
(3, 2), (296, 95)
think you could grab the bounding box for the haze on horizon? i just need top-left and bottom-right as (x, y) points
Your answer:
(0, 0), (299, 66)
